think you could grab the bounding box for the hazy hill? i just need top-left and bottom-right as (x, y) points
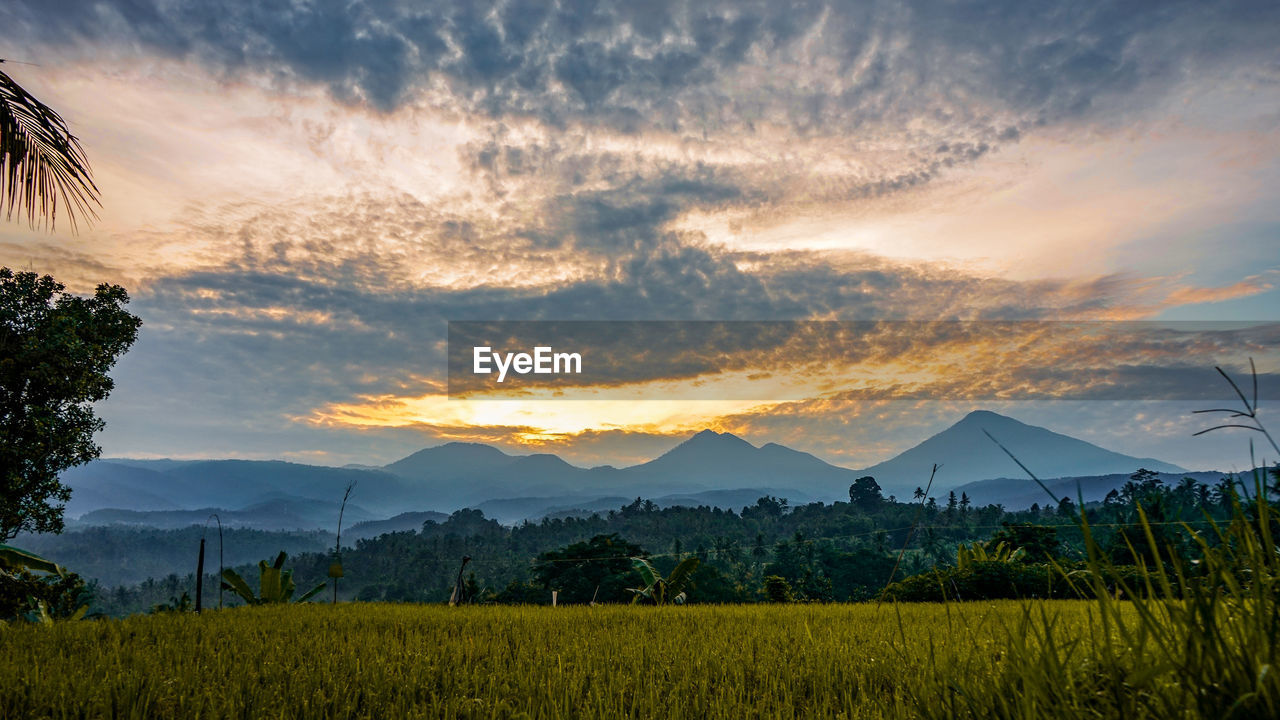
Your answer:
(473, 487), (818, 525)
(615, 430), (857, 499)
(854, 410), (1186, 497)
(74, 496), (379, 532)
(345, 511), (450, 540)
(60, 411), (1194, 528)
(384, 443), (518, 480)
(375, 432), (847, 510)
(62, 460), (407, 517)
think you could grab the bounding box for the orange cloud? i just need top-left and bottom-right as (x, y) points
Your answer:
(1162, 273), (1276, 307)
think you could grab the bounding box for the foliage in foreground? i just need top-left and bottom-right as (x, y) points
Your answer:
(5, 481), (1278, 720)
(4, 483), (1278, 718)
(0, 544), (93, 621)
(906, 471), (1280, 719)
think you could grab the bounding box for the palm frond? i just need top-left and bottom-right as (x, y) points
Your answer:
(0, 544), (65, 576)
(220, 568), (257, 604)
(0, 63), (99, 231)
(666, 557), (700, 595)
(295, 582), (327, 604)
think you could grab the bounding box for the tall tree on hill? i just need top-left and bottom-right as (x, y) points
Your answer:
(848, 476), (883, 510)
(0, 269), (140, 539)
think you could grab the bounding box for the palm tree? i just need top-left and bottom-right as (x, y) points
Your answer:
(0, 60), (99, 231)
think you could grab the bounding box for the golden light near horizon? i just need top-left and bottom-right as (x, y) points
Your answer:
(308, 392), (776, 446)
(304, 319), (1279, 456)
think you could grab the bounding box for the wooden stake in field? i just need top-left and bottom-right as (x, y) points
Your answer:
(449, 555), (472, 606)
(195, 537), (205, 613)
(331, 482), (356, 604)
(204, 514), (223, 610)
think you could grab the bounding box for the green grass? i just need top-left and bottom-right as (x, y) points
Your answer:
(6, 498), (1278, 720)
(1, 601), (1103, 719)
(5, 496), (1278, 720)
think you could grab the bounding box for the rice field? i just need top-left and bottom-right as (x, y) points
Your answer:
(1, 601), (1095, 720)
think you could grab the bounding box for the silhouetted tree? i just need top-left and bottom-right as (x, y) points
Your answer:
(531, 534), (643, 604)
(0, 269), (140, 539)
(848, 476), (883, 510)
(989, 522), (1061, 562)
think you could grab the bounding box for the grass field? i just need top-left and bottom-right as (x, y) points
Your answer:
(6, 478), (1279, 719)
(2, 601), (1121, 719)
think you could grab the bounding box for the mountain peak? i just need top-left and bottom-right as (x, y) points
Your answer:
(960, 409), (1013, 423)
(855, 410), (1185, 495)
(383, 441), (516, 478)
(681, 429), (754, 449)
(622, 428), (855, 499)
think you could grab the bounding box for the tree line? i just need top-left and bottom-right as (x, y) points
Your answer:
(69, 467), (1264, 616)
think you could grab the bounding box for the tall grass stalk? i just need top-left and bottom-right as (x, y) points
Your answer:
(909, 364), (1280, 718)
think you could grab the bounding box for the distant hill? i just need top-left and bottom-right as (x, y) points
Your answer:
(950, 470), (1228, 510)
(614, 430), (856, 500)
(62, 411), (1192, 528)
(74, 496), (379, 532)
(345, 511), (450, 540)
(382, 446), (612, 508)
(62, 460), (408, 518)
(854, 410), (1186, 496)
(374, 432), (849, 511)
(473, 487), (818, 525)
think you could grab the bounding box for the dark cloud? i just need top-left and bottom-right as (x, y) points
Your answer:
(5, 0), (1274, 130)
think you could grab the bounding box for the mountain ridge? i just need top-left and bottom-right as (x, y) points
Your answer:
(851, 410), (1186, 496)
(67, 410), (1196, 527)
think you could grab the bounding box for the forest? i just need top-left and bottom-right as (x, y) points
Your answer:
(43, 467), (1243, 617)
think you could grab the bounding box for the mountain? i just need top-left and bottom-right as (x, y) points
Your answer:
(384, 442), (518, 480)
(61, 461), (182, 515)
(375, 432), (848, 509)
(380, 445), (613, 508)
(345, 511), (450, 540)
(60, 411), (1190, 529)
(62, 459), (408, 516)
(616, 430), (859, 500)
(855, 410), (1186, 496)
(472, 487), (819, 525)
(74, 496), (379, 532)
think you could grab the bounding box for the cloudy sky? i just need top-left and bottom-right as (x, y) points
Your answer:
(2, 0), (1278, 472)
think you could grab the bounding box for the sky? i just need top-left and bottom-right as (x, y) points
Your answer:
(1, 0), (1278, 473)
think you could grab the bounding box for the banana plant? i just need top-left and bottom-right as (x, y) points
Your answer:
(2, 546), (91, 622)
(29, 601), (87, 624)
(956, 540), (1026, 570)
(220, 552), (325, 605)
(628, 557), (700, 605)
(0, 544), (65, 576)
